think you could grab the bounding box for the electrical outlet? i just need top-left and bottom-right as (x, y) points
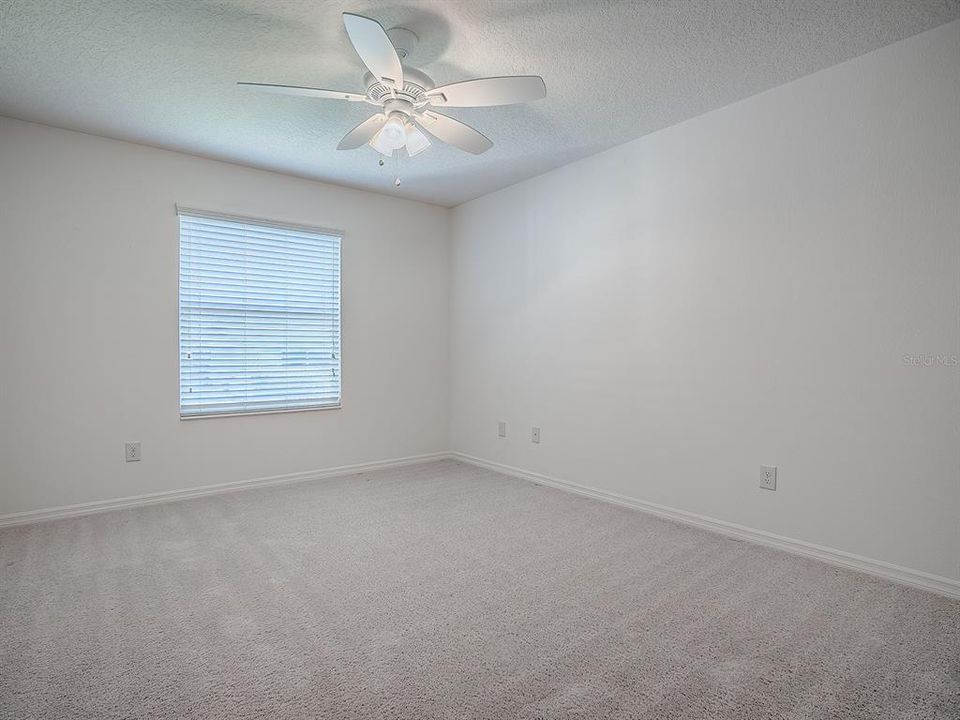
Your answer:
(760, 465), (777, 490)
(125, 442), (141, 462)
(531, 427), (541, 444)
(497, 421), (506, 438)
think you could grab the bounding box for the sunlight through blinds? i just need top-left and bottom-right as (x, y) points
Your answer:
(178, 210), (341, 418)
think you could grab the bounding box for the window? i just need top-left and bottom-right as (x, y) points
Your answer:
(178, 209), (341, 418)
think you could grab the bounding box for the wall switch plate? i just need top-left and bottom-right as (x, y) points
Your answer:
(125, 442), (141, 462)
(531, 427), (541, 444)
(760, 465), (777, 490)
(497, 421), (507, 438)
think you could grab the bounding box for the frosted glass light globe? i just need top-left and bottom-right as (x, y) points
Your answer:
(379, 114), (407, 151)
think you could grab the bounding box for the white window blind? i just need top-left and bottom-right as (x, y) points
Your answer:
(178, 209), (341, 418)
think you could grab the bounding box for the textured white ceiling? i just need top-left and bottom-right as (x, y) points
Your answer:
(2, 1), (958, 206)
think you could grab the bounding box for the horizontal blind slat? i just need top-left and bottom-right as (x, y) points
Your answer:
(179, 212), (341, 417)
(180, 217), (340, 244)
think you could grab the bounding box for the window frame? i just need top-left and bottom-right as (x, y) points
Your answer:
(176, 206), (343, 420)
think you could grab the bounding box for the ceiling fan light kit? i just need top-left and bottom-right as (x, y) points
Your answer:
(238, 12), (546, 187)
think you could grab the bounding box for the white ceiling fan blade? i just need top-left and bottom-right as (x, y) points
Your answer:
(424, 76), (546, 107)
(404, 123), (431, 157)
(337, 114), (386, 150)
(237, 82), (367, 102)
(416, 111), (493, 155)
(342, 13), (403, 91)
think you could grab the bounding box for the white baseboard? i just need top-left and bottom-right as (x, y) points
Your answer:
(0, 452), (450, 529)
(6, 450), (958, 600)
(450, 452), (960, 600)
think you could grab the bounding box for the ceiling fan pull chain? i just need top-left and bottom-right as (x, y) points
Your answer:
(394, 150), (402, 187)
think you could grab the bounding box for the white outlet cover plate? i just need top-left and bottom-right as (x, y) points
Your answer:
(497, 421), (506, 438)
(125, 442), (141, 462)
(760, 465), (777, 490)
(531, 427), (541, 444)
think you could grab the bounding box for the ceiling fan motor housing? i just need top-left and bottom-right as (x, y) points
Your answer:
(362, 67), (435, 106)
(382, 98), (414, 120)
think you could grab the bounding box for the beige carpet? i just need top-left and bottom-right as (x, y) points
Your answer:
(1, 459), (958, 719)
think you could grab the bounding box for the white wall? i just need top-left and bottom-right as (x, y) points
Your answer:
(0, 117), (450, 515)
(2, 22), (957, 584)
(449, 21), (960, 580)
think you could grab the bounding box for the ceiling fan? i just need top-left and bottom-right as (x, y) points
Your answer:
(239, 12), (546, 164)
